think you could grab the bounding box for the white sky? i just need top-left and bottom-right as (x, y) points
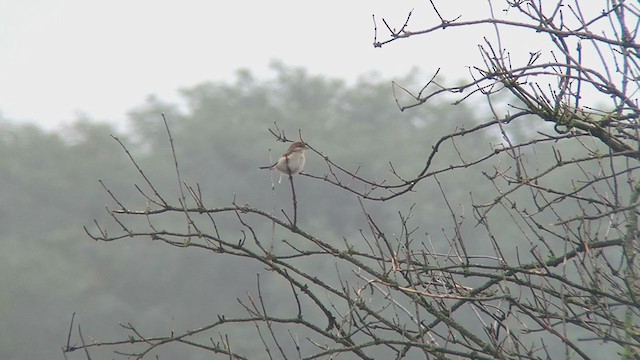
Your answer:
(0, 1), (504, 129)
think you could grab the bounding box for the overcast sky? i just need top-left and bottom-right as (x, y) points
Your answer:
(0, 1), (500, 129)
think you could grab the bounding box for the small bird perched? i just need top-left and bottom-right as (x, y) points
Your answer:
(260, 141), (307, 182)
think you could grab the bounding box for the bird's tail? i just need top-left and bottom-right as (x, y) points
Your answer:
(259, 163), (276, 170)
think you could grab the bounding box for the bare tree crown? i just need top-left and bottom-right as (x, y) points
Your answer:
(66, 1), (639, 359)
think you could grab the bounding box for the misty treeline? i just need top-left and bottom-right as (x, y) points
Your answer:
(2, 64), (487, 359)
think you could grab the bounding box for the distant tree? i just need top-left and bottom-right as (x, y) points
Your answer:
(66, 1), (639, 359)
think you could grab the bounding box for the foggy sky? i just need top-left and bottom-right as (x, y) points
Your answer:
(0, 0), (491, 129)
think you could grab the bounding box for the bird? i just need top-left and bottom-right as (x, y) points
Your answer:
(260, 141), (307, 182)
